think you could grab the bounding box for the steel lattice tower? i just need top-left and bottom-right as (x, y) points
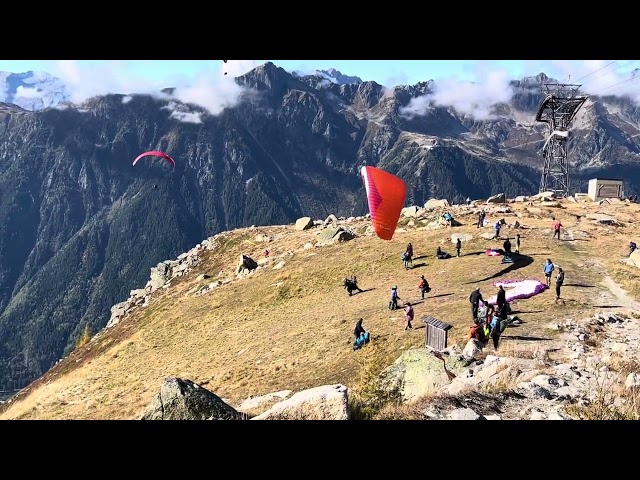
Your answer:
(535, 83), (588, 197)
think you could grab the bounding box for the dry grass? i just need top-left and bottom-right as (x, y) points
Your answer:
(563, 367), (640, 420)
(2, 200), (639, 420)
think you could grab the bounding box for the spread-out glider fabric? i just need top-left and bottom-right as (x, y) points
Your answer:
(361, 166), (407, 240)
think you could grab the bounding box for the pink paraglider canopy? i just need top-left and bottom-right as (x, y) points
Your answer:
(486, 279), (548, 305)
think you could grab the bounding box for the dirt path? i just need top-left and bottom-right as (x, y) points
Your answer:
(601, 276), (640, 311)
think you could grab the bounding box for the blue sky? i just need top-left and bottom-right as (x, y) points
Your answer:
(3, 59), (636, 86)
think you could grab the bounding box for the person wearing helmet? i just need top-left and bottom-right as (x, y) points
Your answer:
(389, 285), (401, 310)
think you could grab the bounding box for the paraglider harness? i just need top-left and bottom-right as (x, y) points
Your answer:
(631, 242), (637, 255)
(419, 278), (431, 294)
(353, 331), (370, 350)
(344, 277), (362, 295)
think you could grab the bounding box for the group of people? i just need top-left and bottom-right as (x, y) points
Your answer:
(468, 286), (511, 350)
(349, 209), (580, 353)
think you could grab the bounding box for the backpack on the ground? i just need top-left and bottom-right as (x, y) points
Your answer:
(499, 319), (508, 333)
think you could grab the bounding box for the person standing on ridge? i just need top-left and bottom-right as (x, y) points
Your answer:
(418, 275), (430, 299)
(494, 221), (501, 239)
(389, 285), (401, 310)
(543, 258), (555, 287)
(555, 267), (565, 304)
(404, 302), (414, 330)
(469, 287), (484, 321)
(456, 237), (462, 257)
(553, 218), (563, 240)
(515, 233), (521, 254)
(496, 285), (506, 310)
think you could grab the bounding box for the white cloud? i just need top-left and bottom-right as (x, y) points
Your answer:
(48, 60), (263, 121)
(548, 60), (640, 100)
(400, 66), (515, 120)
(15, 85), (45, 98)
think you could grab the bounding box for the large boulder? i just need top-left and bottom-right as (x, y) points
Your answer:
(251, 384), (350, 420)
(140, 377), (246, 420)
(585, 213), (618, 225)
(324, 214), (338, 226)
(236, 390), (293, 415)
(424, 198), (449, 209)
(316, 226), (355, 246)
(401, 206), (420, 217)
(486, 193), (505, 204)
(625, 250), (640, 268)
(236, 254), (258, 274)
(295, 217), (314, 231)
(377, 348), (468, 403)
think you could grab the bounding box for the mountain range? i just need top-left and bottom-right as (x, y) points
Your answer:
(0, 61), (639, 391)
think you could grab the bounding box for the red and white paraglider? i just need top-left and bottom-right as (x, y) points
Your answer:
(132, 151), (176, 169)
(360, 166), (407, 241)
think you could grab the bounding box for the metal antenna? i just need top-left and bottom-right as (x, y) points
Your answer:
(535, 83), (588, 197)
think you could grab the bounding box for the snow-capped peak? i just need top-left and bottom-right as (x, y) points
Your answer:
(0, 70), (70, 111)
(291, 68), (363, 85)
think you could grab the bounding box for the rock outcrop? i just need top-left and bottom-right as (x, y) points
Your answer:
(140, 377), (247, 420)
(251, 384), (351, 420)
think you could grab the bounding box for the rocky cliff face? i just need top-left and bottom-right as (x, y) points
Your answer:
(1, 61), (640, 390)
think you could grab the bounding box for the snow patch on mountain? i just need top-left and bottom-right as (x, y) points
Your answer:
(291, 68), (363, 85)
(0, 71), (70, 111)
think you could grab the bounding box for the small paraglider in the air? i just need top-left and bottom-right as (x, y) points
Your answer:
(153, 185), (158, 189)
(223, 60), (228, 75)
(132, 151), (176, 171)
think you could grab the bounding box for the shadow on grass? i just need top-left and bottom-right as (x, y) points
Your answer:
(565, 283), (595, 288)
(430, 293), (454, 298)
(501, 335), (552, 342)
(463, 254), (534, 284)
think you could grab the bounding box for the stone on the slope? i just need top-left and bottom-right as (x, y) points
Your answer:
(378, 348), (468, 402)
(448, 408), (486, 420)
(251, 384), (350, 420)
(481, 232), (496, 240)
(236, 254), (258, 275)
(463, 339), (482, 359)
(531, 191), (556, 201)
(401, 206), (420, 217)
(316, 226), (356, 246)
(514, 196), (528, 202)
(625, 250), (640, 269)
(140, 377), (246, 420)
(424, 198), (449, 209)
(585, 213), (618, 225)
(625, 372), (640, 390)
(451, 233), (473, 244)
(324, 214), (338, 226)
(273, 260), (286, 270)
(486, 193), (505, 204)
(236, 390), (293, 414)
(295, 217), (314, 231)
(303, 242), (314, 250)
(149, 262), (172, 291)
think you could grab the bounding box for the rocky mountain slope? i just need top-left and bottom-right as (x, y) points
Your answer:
(1, 62), (640, 393)
(0, 71), (69, 111)
(1, 192), (639, 419)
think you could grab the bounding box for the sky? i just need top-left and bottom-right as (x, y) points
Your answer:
(2, 60), (640, 122)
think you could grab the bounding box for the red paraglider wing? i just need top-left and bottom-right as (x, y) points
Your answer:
(132, 151), (175, 168)
(361, 166), (407, 241)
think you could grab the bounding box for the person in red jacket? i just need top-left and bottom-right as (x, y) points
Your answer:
(553, 219), (562, 240)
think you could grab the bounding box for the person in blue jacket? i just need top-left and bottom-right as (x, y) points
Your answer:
(543, 259), (555, 287)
